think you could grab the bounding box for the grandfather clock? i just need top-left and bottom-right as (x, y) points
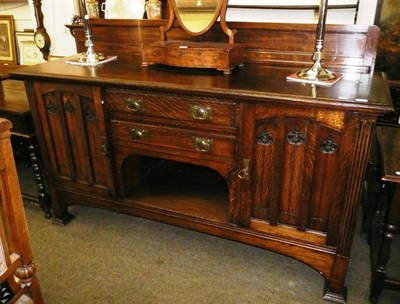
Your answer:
(32, 0), (51, 60)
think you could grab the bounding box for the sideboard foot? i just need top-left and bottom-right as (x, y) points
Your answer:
(368, 294), (378, 304)
(323, 283), (347, 303)
(52, 214), (74, 226)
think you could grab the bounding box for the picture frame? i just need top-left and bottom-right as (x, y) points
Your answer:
(15, 32), (43, 65)
(19, 41), (43, 65)
(0, 15), (16, 64)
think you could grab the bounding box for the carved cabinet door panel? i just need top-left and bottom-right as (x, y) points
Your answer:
(32, 82), (114, 196)
(240, 103), (360, 247)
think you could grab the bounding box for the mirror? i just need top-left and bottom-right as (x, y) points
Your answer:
(173, 0), (222, 35)
(164, 0), (234, 44)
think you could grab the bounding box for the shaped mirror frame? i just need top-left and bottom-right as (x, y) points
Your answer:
(172, 0), (223, 36)
(161, 0), (235, 44)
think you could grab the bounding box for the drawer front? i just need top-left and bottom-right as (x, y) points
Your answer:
(201, 50), (227, 67)
(105, 89), (237, 129)
(164, 48), (203, 67)
(110, 120), (236, 160)
(142, 46), (165, 63)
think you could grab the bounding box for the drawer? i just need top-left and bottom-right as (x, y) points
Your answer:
(164, 48), (203, 66)
(104, 89), (237, 129)
(110, 120), (236, 160)
(142, 46), (165, 63)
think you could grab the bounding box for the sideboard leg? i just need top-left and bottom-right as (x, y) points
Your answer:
(323, 283), (347, 303)
(369, 184), (400, 303)
(52, 213), (74, 226)
(51, 196), (74, 226)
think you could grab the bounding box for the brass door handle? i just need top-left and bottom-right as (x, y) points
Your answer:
(189, 105), (212, 121)
(125, 98), (144, 112)
(100, 144), (109, 156)
(129, 128), (149, 140)
(192, 137), (213, 153)
(238, 159), (250, 180)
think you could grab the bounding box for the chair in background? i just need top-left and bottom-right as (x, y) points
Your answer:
(0, 118), (43, 303)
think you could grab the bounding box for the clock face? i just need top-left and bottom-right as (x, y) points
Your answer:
(34, 32), (46, 49)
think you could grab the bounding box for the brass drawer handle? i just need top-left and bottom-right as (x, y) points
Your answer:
(189, 105), (212, 121)
(125, 98), (144, 112)
(129, 128), (149, 140)
(192, 137), (213, 153)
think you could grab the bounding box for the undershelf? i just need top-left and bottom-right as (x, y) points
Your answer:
(126, 160), (230, 223)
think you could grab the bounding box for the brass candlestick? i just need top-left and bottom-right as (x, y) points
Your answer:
(297, 0), (337, 81)
(78, 0), (104, 63)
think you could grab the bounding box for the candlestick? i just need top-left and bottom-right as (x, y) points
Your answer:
(66, 0), (117, 66)
(78, 0), (103, 63)
(296, 0), (337, 82)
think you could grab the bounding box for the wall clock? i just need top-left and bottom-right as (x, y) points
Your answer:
(32, 0), (51, 60)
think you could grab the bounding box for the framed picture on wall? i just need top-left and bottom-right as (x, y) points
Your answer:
(0, 15), (16, 63)
(19, 41), (43, 65)
(16, 32), (43, 65)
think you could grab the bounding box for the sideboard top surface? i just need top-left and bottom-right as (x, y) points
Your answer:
(12, 56), (392, 115)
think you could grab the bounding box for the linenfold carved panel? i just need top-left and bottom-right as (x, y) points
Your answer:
(36, 83), (112, 194)
(250, 112), (355, 246)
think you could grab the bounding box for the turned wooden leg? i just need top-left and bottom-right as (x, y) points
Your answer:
(362, 161), (380, 239)
(369, 184), (400, 303)
(28, 144), (52, 219)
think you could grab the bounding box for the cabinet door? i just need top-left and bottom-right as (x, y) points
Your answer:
(241, 104), (360, 247)
(33, 82), (114, 195)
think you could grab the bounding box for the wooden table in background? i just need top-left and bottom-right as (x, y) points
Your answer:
(369, 126), (400, 303)
(0, 64), (51, 218)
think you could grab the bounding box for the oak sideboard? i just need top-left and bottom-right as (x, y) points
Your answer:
(12, 21), (393, 303)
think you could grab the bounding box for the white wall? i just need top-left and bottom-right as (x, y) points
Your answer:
(357, 0), (379, 24)
(227, 0), (378, 24)
(0, 1), (34, 31)
(1, 0), (78, 58)
(27, 0), (79, 57)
